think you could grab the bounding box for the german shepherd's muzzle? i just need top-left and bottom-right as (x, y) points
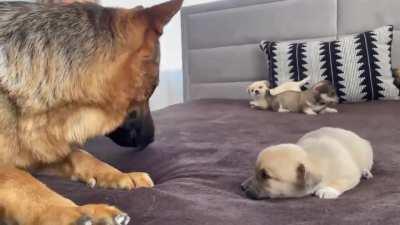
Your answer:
(107, 103), (155, 150)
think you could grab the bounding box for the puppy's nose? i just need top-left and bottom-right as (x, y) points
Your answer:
(241, 183), (247, 192)
(255, 90), (260, 95)
(245, 190), (259, 200)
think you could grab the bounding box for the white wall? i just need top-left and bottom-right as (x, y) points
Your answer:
(100, 0), (217, 110)
(101, 0), (215, 71)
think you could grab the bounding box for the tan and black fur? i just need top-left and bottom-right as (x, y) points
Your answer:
(0, 1), (183, 224)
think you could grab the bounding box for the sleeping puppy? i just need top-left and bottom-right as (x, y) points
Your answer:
(266, 80), (338, 115)
(241, 127), (374, 200)
(247, 77), (309, 109)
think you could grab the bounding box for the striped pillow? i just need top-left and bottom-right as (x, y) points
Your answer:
(260, 25), (399, 103)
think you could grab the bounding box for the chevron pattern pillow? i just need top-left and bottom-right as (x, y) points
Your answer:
(260, 25), (399, 103)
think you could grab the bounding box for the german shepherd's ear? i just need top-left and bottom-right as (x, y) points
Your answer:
(145, 0), (184, 34)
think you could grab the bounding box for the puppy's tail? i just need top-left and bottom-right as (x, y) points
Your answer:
(297, 76), (311, 87)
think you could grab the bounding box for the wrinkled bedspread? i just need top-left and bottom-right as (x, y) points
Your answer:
(38, 100), (400, 225)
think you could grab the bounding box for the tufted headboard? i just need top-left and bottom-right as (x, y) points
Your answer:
(181, 0), (400, 101)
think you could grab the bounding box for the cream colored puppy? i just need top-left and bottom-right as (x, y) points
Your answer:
(241, 127), (373, 199)
(247, 77), (310, 109)
(247, 80), (270, 109)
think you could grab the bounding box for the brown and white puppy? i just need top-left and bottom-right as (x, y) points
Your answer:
(265, 80), (339, 115)
(247, 77), (309, 109)
(241, 127), (374, 200)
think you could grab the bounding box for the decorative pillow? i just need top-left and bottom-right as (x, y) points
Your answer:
(260, 25), (399, 103)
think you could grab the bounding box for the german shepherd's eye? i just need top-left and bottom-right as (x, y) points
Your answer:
(259, 169), (270, 180)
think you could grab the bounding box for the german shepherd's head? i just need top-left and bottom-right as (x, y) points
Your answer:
(0, 1), (183, 151)
(102, 0), (183, 149)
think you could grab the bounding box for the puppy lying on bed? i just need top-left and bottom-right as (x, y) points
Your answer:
(241, 127), (374, 200)
(247, 77), (309, 109)
(265, 80), (339, 115)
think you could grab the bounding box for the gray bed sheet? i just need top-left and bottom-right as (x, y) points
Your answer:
(38, 99), (400, 225)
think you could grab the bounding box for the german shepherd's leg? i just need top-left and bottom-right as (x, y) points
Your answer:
(46, 149), (154, 190)
(0, 166), (130, 225)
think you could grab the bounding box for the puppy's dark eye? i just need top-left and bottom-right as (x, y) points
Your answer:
(259, 169), (270, 180)
(259, 86), (263, 89)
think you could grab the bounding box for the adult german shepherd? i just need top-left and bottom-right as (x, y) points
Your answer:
(0, 0), (183, 224)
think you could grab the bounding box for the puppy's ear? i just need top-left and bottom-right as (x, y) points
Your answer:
(145, 0), (183, 35)
(263, 80), (271, 88)
(296, 163), (321, 190)
(312, 80), (329, 92)
(297, 164), (306, 177)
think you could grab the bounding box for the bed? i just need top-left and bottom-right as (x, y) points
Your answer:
(39, 0), (400, 224)
(39, 100), (400, 225)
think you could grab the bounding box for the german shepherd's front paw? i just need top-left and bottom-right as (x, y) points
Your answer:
(38, 204), (130, 225)
(79, 204), (130, 225)
(61, 149), (154, 190)
(127, 172), (154, 188)
(83, 172), (154, 190)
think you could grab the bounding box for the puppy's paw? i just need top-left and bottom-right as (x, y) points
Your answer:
(249, 101), (258, 108)
(362, 170), (373, 180)
(315, 187), (340, 199)
(303, 108), (318, 116)
(278, 106), (290, 113)
(322, 108), (338, 114)
(278, 109), (290, 113)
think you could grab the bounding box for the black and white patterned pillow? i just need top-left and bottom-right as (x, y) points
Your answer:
(260, 25), (399, 103)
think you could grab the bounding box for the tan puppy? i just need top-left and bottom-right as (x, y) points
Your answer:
(241, 127), (373, 199)
(247, 77), (310, 109)
(247, 80), (270, 109)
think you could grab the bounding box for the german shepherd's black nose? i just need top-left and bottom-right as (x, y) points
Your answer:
(107, 107), (155, 150)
